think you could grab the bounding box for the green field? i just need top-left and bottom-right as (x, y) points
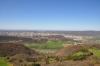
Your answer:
(89, 48), (100, 58)
(0, 57), (9, 66)
(25, 40), (66, 53)
(25, 40), (64, 49)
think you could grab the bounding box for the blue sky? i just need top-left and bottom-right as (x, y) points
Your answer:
(0, 0), (100, 30)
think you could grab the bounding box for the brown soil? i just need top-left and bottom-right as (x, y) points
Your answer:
(56, 45), (84, 56)
(0, 43), (38, 56)
(42, 61), (96, 66)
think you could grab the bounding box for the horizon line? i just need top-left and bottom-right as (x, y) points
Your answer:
(0, 29), (100, 31)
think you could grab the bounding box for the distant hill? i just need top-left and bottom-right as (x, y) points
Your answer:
(0, 36), (34, 43)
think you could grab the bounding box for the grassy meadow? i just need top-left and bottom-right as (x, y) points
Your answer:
(89, 48), (100, 58)
(25, 40), (66, 53)
(0, 57), (12, 66)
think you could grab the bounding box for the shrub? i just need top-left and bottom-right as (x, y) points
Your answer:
(65, 51), (93, 61)
(32, 63), (40, 66)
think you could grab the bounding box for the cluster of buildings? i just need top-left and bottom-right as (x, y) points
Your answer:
(0, 31), (84, 41)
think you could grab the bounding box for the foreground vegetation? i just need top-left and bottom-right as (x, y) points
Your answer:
(89, 48), (100, 58)
(0, 57), (12, 66)
(0, 42), (100, 66)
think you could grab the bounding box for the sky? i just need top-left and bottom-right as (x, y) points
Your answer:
(0, 0), (100, 30)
